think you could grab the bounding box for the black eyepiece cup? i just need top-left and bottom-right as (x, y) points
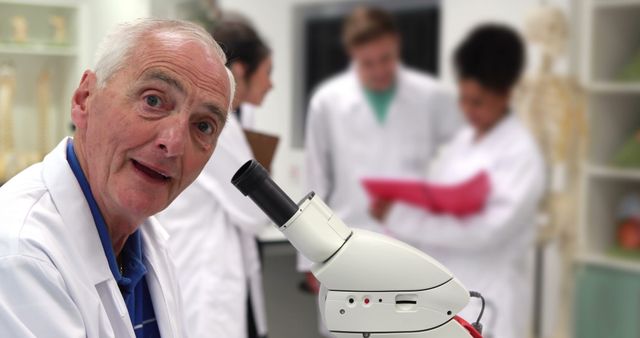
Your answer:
(231, 160), (299, 226)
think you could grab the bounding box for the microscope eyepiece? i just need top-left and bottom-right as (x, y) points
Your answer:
(231, 160), (299, 226)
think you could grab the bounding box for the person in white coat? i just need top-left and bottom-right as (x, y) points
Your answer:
(0, 19), (234, 337)
(301, 6), (461, 276)
(372, 24), (546, 338)
(156, 15), (273, 338)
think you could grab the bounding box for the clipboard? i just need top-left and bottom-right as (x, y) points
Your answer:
(362, 172), (491, 217)
(243, 129), (279, 173)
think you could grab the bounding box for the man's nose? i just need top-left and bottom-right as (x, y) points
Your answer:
(156, 116), (189, 157)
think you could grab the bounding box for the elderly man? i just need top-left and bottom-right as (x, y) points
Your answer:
(0, 19), (233, 337)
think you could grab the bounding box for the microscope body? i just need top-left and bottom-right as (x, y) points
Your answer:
(232, 160), (479, 338)
(282, 194), (474, 338)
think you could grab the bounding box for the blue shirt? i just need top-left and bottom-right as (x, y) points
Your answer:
(66, 140), (161, 338)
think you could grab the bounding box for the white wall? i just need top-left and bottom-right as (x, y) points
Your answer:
(79, 0), (151, 70)
(219, 0), (573, 198)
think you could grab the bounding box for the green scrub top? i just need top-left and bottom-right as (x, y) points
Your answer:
(364, 85), (396, 124)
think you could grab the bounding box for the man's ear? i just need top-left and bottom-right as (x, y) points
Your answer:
(70, 70), (97, 131)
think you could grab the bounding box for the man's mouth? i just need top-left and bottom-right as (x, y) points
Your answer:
(131, 159), (171, 182)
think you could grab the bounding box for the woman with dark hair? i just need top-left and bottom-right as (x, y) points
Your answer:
(157, 14), (273, 338)
(372, 24), (546, 338)
(214, 15), (273, 126)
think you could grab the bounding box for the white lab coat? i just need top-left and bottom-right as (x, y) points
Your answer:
(0, 138), (187, 338)
(239, 103), (258, 129)
(157, 114), (269, 338)
(301, 66), (461, 271)
(385, 113), (545, 338)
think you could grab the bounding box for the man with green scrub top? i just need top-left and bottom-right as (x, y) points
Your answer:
(300, 5), (462, 290)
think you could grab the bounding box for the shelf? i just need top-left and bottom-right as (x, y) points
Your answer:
(0, 0), (78, 9)
(587, 165), (640, 181)
(587, 82), (640, 94)
(0, 44), (77, 57)
(593, 0), (640, 10)
(576, 253), (640, 274)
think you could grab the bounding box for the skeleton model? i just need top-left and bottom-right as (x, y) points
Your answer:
(514, 5), (588, 338)
(11, 16), (28, 43)
(50, 16), (67, 44)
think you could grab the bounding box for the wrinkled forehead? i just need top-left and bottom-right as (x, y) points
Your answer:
(144, 30), (212, 53)
(125, 31), (231, 106)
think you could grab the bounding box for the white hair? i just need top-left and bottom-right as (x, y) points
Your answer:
(93, 18), (235, 111)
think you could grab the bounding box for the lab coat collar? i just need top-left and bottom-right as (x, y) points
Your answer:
(391, 65), (415, 104)
(42, 137), (114, 286)
(42, 138), (135, 337)
(42, 137), (181, 338)
(65, 139), (149, 304)
(140, 216), (182, 338)
(346, 64), (410, 115)
(474, 112), (518, 149)
(347, 62), (409, 91)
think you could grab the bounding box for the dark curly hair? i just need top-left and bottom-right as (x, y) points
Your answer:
(454, 24), (525, 94)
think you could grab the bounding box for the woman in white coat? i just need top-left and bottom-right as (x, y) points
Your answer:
(372, 25), (545, 338)
(156, 15), (273, 338)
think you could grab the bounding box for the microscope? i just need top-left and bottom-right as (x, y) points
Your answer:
(232, 160), (484, 338)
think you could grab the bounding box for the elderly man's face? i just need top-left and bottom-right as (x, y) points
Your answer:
(71, 32), (231, 221)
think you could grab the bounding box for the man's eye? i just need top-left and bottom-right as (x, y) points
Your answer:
(145, 95), (162, 108)
(196, 121), (214, 135)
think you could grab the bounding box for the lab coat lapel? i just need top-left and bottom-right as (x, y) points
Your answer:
(440, 114), (517, 182)
(379, 65), (418, 129)
(476, 113), (517, 152)
(42, 137), (135, 338)
(141, 218), (182, 338)
(345, 66), (380, 130)
(385, 65), (409, 125)
(431, 131), (487, 184)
